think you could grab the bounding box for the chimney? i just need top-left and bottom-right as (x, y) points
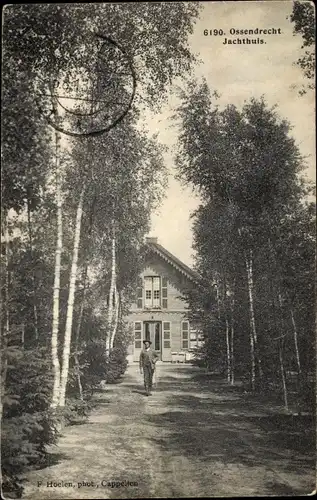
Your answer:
(145, 236), (158, 244)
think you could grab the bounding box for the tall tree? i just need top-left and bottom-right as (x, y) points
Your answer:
(175, 80), (315, 400)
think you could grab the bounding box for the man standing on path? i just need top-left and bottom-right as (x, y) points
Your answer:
(139, 340), (158, 396)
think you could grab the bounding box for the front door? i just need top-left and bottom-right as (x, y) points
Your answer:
(143, 321), (162, 360)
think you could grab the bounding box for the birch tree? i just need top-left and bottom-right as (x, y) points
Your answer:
(106, 225), (117, 355)
(58, 187), (85, 406)
(245, 250), (258, 390)
(50, 129), (63, 408)
(110, 286), (121, 351)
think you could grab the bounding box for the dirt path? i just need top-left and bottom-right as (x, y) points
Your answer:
(23, 363), (315, 499)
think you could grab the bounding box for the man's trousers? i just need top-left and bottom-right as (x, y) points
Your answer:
(143, 364), (154, 393)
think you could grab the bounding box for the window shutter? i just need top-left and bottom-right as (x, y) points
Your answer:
(162, 277), (168, 309)
(134, 322), (142, 349)
(137, 277), (143, 309)
(163, 321), (171, 348)
(181, 321), (189, 349)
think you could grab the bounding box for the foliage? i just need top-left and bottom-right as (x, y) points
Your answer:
(174, 80), (315, 404)
(3, 3), (201, 102)
(290, 1), (315, 48)
(1, 347), (58, 497)
(2, 2), (200, 212)
(289, 0), (315, 93)
(1, 3), (200, 495)
(78, 339), (109, 394)
(106, 336), (129, 384)
(59, 398), (93, 426)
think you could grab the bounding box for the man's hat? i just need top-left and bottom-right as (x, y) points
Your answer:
(143, 339), (152, 345)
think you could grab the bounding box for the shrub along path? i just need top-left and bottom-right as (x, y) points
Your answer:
(23, 363), (315, 499)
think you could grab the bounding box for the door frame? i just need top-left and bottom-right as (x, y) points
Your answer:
(143, 321), (162, 359)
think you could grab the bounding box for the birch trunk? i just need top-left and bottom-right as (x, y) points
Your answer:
(225, 316), (231, 383)
(21, 323), (25, 349)
(215, 277), (221, 321)
(4, 216), (10, 349)
(27, 197), (39, 341)
(277, 293), (290, 411)
(214, 276), (223, 375)
(110, 285), (120, 350)
(0, 216), (10, 500)
(74, 265), (89, 401)
(1, 217), (10, 409)
(223, 276), (232, 384)
(106, 227), (116, 354)
(230, 286), (235, 385)
(212, 276), (221, 373)
(279, 338), (289, 410)
(290, 307), (305, 414)
(230, 317), (234, 385)
(290, 308), (301, 375)
(245, 252), (256, 390)
(73, 193), (96, 401)
(51, 130), (62, 408)
(59, 187), (85, 407)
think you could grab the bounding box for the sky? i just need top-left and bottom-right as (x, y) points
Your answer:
(144, 1), (315, 267)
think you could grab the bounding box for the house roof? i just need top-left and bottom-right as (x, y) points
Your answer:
(145, 238), (200, 283)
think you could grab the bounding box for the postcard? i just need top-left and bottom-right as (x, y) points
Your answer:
(1, 1), (315, 498)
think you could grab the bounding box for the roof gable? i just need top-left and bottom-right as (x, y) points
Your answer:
(145, 239), (200, 283)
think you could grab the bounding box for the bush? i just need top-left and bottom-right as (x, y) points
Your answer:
(77, 338), (108, 394)
(1, 347), (58, 498)
(67, 323), (130, 395)
(59, 398), (93, 426)
(106, 344), (128, 383)
(2, 409), (59, 498)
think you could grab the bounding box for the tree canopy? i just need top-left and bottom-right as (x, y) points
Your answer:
(175, 79), (315, 398)
(2, 2), (201, 213)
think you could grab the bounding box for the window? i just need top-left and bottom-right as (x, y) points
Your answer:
(134, 322), (142, 349)
(163, 322), (171, 349)
(181, 321), (189, 349)
(153, 277), (160, 307)
(189, 328), (198, 349)
(144, 276), (161, 308)
(189, 328), (204, 349)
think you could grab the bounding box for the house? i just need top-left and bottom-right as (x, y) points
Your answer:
(126, 237), (203, 363)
